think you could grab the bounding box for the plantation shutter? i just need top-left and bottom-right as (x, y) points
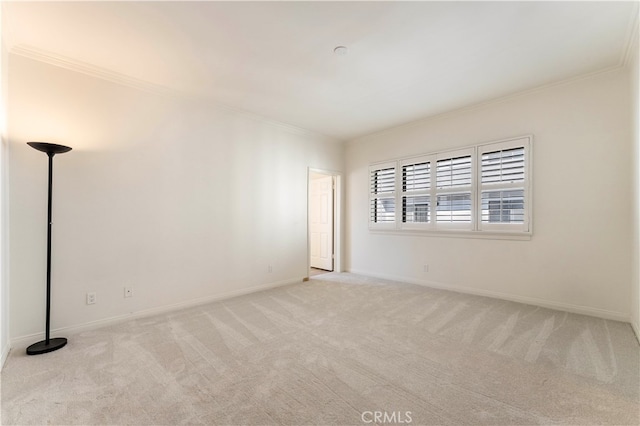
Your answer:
(369, 163), (397, 227)
(401, 157), (432, 226)
(436, 156), (472, 189)
(435, 150), (473, 227)
(481, 147), (525, 184)
(367, 135), (531, 235)
(478, 138), (530, 231)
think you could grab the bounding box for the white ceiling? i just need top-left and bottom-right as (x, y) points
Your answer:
(4, 1), (638, 140)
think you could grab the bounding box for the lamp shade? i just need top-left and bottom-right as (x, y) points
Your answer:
(27, 142), (72, 155)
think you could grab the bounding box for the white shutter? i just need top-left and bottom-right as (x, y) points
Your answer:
(481, 147), (525, 184)
(367, 135), (531, 235)
(436, 193), (472, 223)
(403, 161), (430, 192)
(370, 167), (395, 194)
(434, 149), (474, 229)
(481, 189), (525, 223)
(436, 155), (472, 189)
(370, 198), (396, 223)
(369, 162), (397, 228)
(478, 137), (530, 232)
(401, 157), (433, 227)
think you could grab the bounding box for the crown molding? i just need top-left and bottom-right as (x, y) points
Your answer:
(9, 44), (341, 142)
(10, 44), (179, 98)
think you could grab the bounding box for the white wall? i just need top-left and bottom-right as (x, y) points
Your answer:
(630, 25), (640, 338)
(8, 54), (343, 343)
(346, 69), (633, 321)
(0, 3), (10, 368)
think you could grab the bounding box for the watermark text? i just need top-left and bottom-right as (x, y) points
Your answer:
(361, 411), (412, 424)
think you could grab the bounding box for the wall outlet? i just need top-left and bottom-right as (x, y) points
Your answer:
(423, 264), (429, 273)
(86, 292), (96, 305)
(268, 265), (273, 273)
(124, 287), (133, 298)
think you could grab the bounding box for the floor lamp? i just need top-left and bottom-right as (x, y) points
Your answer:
(26, 142), (72, 355)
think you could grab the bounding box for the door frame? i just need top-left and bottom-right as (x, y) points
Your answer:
(306, 167), (342, 279)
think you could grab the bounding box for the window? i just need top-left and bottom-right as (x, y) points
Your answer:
(369, 136), (531, 235)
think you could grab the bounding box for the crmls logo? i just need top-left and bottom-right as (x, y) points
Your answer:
(361, 411), (413, 424)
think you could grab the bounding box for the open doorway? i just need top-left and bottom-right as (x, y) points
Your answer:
(307, 169), (341, 279)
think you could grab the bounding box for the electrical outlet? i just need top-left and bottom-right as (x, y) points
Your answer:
(124, 287), (133, 298)
(86, 292), (96, 305)
(268, 265), (273, 273)
(423, 264), (429, 273)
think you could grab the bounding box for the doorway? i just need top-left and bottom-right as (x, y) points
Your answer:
(307, 169), (341, 279)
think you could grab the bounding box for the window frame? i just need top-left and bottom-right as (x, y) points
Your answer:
(368, 135), (532, 238)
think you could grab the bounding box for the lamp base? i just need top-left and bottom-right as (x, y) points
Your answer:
(26, 337), (67, 355)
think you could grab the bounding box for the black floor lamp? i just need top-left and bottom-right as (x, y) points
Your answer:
(26, 141), (72, 355)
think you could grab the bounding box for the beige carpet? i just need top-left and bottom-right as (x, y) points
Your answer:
(1, 273), (638, 425)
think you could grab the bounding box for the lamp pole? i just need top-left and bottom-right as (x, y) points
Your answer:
(26, 142), (72, 355)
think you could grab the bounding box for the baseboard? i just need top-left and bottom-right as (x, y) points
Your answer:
(347, 269), (630, 323)
(11, 277), (303, 350)
(632, 320), (640, 345)
(0, 342), (10, 371)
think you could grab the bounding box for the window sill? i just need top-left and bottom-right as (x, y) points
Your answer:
(368, 228), (532, 241)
